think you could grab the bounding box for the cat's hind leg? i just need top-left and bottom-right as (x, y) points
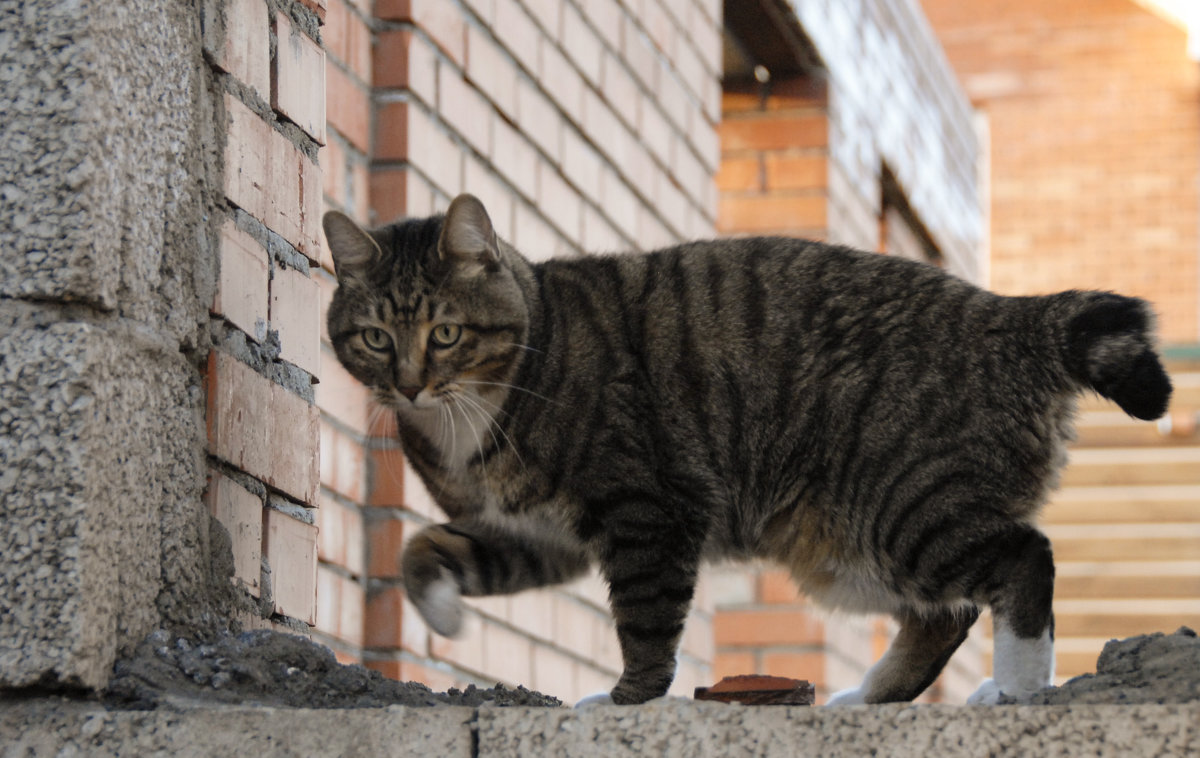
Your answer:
(826, 604), (979, 705)
(966, 525), (1056, 704)
(401, 520), (590, 636)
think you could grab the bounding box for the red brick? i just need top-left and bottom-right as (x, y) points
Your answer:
(368, 166), (410, 225)
(374, 28), (434, 104)
(720, 114), (830, 153)
(367, 445), (407, 507)
(270, 265), (321, 377)
(325, 61), (370, 151)
(272, 11), (326, 143)
(323, 0), (369, 80)
(207, 0), (270, 99)
(364, 585), (406, 648)
(764, 154), (828, 191)
(224, 95), (322, 260)
(713, 608), (826, 647)
(213, 220), (269, 341)
(316, 493), (364, 575)
(718, 194), (827, 234)
(265, 509), (318, 624)
(376, 0), (465, 66)
(366, 515), (407, 578)
(207, 469), (263, 596)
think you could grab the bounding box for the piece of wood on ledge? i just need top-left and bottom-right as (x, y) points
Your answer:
(694, 675), (815, 705)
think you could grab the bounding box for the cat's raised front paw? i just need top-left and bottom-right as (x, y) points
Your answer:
(967, 678), (1003, 705)
(411, 572), (464, 637)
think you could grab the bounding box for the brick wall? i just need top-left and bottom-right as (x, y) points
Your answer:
(315, 0), (723, 704)
(923, 0), (1200, 344)
(205, 0), (326, 635)
(711, 0), (986, 704)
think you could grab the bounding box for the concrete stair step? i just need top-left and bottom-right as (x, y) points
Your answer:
(1042, 485), (1200, 524)
(1059, 447), (1200, 487)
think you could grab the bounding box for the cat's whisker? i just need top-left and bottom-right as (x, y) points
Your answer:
(501, 342), (545, 355)
(459, 379), (556, 405)
(458, 390), (527, 475)
(448, 394), (491, 490)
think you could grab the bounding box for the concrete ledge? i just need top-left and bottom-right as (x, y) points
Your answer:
(4, 699), (1199, 757)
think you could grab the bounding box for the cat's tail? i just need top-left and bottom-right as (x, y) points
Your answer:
(1056, 291), (1172, 420)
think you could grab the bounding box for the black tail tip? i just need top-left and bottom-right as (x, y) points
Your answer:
(1100, 351), (1172, 420)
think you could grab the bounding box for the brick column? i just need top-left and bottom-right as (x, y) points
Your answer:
(205, 0), (324, 634)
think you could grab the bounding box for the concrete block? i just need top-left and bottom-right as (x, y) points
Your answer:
(0, 701), (475, 758)
(0, 316), (207, 689)
(476, 702), (1200, 757)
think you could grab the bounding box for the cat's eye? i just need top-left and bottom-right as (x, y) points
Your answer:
(361, 327), (392, 351)
(429, 324), (462, 349)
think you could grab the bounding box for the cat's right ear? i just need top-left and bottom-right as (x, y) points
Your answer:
(323, 210), (382, 282)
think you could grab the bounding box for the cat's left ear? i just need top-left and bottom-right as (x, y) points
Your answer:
(323, 210), (382, 282)
(439, 194), (502, 275)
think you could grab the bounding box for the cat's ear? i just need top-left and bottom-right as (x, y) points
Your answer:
(439, 194), (501, 275)
(323, 210), (382, 282)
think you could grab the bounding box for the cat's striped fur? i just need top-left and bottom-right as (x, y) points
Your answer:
(323, 194), (1172, 705)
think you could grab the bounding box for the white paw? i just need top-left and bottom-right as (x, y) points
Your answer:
(413, 573), (464, 637)
(826, 687), (867, 706)
(574, 692), (615, 708)
(967, 678), (1003, 705)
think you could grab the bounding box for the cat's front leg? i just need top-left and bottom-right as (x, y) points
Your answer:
(401, 520), (591, 637)
(595, 502), (703, 705)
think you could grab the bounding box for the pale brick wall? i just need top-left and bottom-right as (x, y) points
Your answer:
(316, 0), (722, 703)
(205, 0), (326, 634)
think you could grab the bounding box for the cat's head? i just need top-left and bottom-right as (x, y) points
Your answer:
(322, 194), (531, 418)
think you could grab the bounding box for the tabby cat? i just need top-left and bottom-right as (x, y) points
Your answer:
(323, 194), (1171, 706)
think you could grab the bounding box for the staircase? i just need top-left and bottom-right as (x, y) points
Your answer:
(1041, 360), (1200, 682)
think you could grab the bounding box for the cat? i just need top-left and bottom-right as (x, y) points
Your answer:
(322, 193), (1172, 706)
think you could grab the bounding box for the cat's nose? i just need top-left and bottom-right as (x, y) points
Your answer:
(397, 385), (422, 402)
